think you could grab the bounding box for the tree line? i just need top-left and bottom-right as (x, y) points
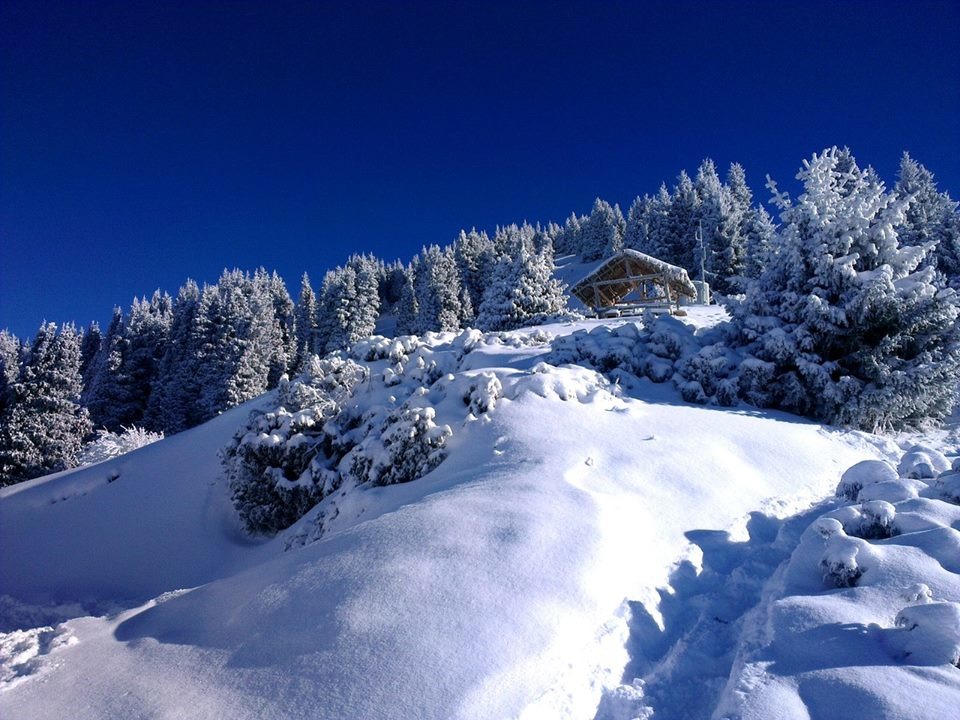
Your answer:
(1, 149), (958, 485)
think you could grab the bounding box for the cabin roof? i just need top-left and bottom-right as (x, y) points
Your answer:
(570, 249), (697, 309)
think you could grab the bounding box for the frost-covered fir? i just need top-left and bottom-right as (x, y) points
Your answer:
(580, 198), (625, 262)
(734, 147), (960, 430)
(81, 307), (126, 430)
(0, 330), (20, 419)
(0, 323), (91, 485)
(316, 257), (380, 352)
(894, 152), (960, 283)
(412, 245), (462, 333)
(453, 228), (495, 318)
(293, 272), (318, 372)
(476, 232), (572, 331)
(144, 280), (202, 433)
(662, 170), (700, 272)
(194, 270), (280, 422)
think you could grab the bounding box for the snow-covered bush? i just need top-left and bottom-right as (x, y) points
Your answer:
(225, 356), (367, 535)
(225, 407), (327, 534)
(853, 500), (898, 539)
(347, 404), (452, 487)
(463, 373), (502, 415)
(820, 536), (864, 588)
(647, 327), (685, 362)
(736, 357), (776, 407)
(673, 343), (734, 400)
(893, 602), (960, 666)
(77, 426), (164, 466)
(835, 459), (899, 501)
(897, 445), (951, 479)
(927, 469), (960, 505)
(813, 518), (865, 588)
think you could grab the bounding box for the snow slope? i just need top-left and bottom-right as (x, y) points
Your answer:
(1, 310), (952, 719)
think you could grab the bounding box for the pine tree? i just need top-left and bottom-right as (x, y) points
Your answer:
(316, 266), (359, 352)
(476, 234), (569, 331)
(554, 212), (585, 256)
(743, 205), (775, 280)
(396, 263), (420, 336)
(580, 198), (625, 261)
(696, 159), (746, 294)
(413, 245), (462, 332)
(453, 229), (495, 315)
(895, 152), (960, 282)
(263, 270), (296, 385)
(0, 323), (91, 485)
(623, 196), (649, 252)
(111, 291), (173, 428)
(379, 260), (408, 310)
(79, 321), (101, 387)
(194, 270), (275, 421)
(735, 147), (960, 430)
(0, 330), (21, 419)
(293, 272), (318, 371)
(82, 307), (126, 430)
(347, 253), (382, 341)
(662, 171), (700, 271)
(144, 280), (202, 433)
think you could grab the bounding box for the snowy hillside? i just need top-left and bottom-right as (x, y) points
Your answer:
(2, 310), (958, 719)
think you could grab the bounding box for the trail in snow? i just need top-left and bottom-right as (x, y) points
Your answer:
(595, 504), (837, 720)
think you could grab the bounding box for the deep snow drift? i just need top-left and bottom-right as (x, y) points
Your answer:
(1, 309), (957, 719)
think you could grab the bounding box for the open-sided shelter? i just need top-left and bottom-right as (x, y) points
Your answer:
(570, 249), (697, 316)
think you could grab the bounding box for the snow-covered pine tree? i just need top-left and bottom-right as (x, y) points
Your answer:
(0, 323), (91, 486)
(347, 253), (382, 341)
(644, 183), (674, 260)
(743, 205), (776, 280)
(580, 198), (626, 261)
(734, 147), (960, 430)
(662, 171), (700, 271)
(414, 245), (462, 332)
(624, 196), (650, 253)
(79, 321), (101, 387)
(453, 228), (495, 316)
(144, 279), (202, 433)
(476, 232), (570, 331)
(82, 307), (126, 430)
(194, 270), (275, 421)
(895, 152), (960, 283)
(553, 212), (585, 256)
(293, 272), (318, 372)
(696, 159), (746, 294)
(262, 270), (296, 386)
(317, 266), (360, 352)
(726, 163), (754, 215)
(110, 291), (173, 429)
(0, 330), (21, 419)
(378, 260), (408, 311)
(395, 262), (420, 336)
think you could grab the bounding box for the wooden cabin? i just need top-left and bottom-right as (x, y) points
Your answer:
(570, 249), (697, 316)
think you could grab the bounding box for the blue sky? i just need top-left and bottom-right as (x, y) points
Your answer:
(2, 0), (959, 338)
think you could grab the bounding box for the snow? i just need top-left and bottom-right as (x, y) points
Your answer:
(2, 310), (958, 719)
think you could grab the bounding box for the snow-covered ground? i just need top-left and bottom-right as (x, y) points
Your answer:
(1, 309), (957, 719)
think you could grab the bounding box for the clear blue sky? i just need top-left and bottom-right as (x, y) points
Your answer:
(2, 0), (959, 338)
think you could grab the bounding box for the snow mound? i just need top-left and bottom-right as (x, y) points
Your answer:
(717, 447), (960, 719)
